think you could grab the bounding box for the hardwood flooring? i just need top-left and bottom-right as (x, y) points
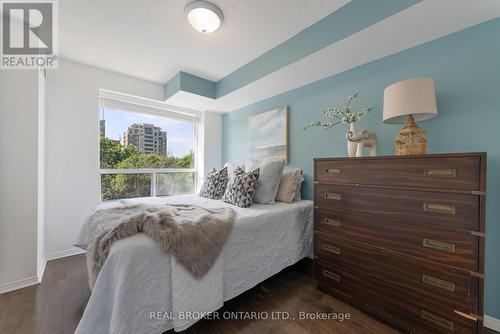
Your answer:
(0, 255), (89, 334)
(0, 255), (497, 334)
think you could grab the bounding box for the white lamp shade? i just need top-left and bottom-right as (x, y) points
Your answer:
(383, 77), (438, 124)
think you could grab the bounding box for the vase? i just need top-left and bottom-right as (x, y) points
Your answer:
(347, 122), (358, 157)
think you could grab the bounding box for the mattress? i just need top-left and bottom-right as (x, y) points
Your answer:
(75, 194), (313, 334)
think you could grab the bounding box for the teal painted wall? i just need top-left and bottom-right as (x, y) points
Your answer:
(164, 71), (216, 100)
(179, 72), (216, 99)
(222, 18), (500, 318)
(164, 72), (181, 99)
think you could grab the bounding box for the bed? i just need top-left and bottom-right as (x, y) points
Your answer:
(75, 194), (313, 334)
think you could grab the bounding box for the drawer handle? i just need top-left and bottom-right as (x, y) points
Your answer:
(322, 270), (341, 282)
(323, 244), (341, 255)
(421, 311), (454, 331)
(422, 239), (456, 253)
(423, 203), (456, 215)
(422, 275), (456, 292)
(323, 218), (341, 227)
(454, 310), (480, 322)
(324, 193), (342, 200)
(326, 168), (341, 175)
(424, 169), (457, 177)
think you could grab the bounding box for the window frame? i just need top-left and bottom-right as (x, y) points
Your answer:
(98, 90), (200, 202)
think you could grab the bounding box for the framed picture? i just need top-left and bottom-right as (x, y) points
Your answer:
(248, 106), (288, 163)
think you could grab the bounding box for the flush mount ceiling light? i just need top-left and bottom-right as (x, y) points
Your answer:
(185, 1), (224, 33)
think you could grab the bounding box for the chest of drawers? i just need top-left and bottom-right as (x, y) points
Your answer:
(313, 153), (486, 334)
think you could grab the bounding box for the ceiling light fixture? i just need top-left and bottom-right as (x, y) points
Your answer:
(185, 1), (224, 33)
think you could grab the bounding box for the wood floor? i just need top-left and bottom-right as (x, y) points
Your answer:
(0, 255), (89, 334)
(0, 255), (497, 334)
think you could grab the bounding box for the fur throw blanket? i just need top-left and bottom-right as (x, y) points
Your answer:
(86, 203), (235, 288)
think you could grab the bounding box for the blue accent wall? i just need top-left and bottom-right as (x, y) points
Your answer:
(222, 18), (500, 318)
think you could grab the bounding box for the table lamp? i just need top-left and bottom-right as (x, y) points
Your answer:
(383, 77), (438, 155)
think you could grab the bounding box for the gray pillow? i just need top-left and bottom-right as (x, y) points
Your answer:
(245, 159), (284, 204)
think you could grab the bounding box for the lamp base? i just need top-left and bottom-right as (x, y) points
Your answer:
(395, 115), (427, 155)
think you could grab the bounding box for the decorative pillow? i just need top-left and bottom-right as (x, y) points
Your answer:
(199, 167), (228, 199)
(293, 173), (305, 201)
(223, 167), (260, 208)
(245, 159), (284, 204)
(275, 169), (302, 203)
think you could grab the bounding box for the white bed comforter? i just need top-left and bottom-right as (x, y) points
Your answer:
(75, 195), (313, 334)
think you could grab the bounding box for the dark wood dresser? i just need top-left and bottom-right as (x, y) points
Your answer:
(313, 153), (486, 334)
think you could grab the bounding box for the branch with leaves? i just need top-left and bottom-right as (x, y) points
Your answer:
(303, 91), (373, 131)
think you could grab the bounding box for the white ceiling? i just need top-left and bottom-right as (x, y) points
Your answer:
(166, 0), (500, 112)
(58, 0), (349, 84)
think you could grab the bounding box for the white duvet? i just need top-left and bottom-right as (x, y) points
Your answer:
(75, 195), (313, 334)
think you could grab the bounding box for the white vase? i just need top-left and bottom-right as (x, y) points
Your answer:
(347, 122), (358, 157)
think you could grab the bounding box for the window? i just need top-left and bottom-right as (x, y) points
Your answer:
(99, 97), (198, 201)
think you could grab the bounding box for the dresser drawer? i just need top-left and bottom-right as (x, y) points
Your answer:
(315, 155), (481, 191)
(315, 260), (478, 334)
(315, 209), (479, 270)
(315, 183), (479, 231)
(314, 232), (479, 314)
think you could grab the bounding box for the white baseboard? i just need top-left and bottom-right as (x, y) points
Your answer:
(0, 248), (85, 295)
(45, 247), (86, 261)
(37, 256), (47, 282)
(485, 315), (500, 331)
(0, 276), (40, 294)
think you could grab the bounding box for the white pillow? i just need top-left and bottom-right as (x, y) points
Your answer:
(224, 161), (244, 180)
(245, 158), (284, 204)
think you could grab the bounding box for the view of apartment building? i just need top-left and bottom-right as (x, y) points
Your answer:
(122, 123), (167, 156)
